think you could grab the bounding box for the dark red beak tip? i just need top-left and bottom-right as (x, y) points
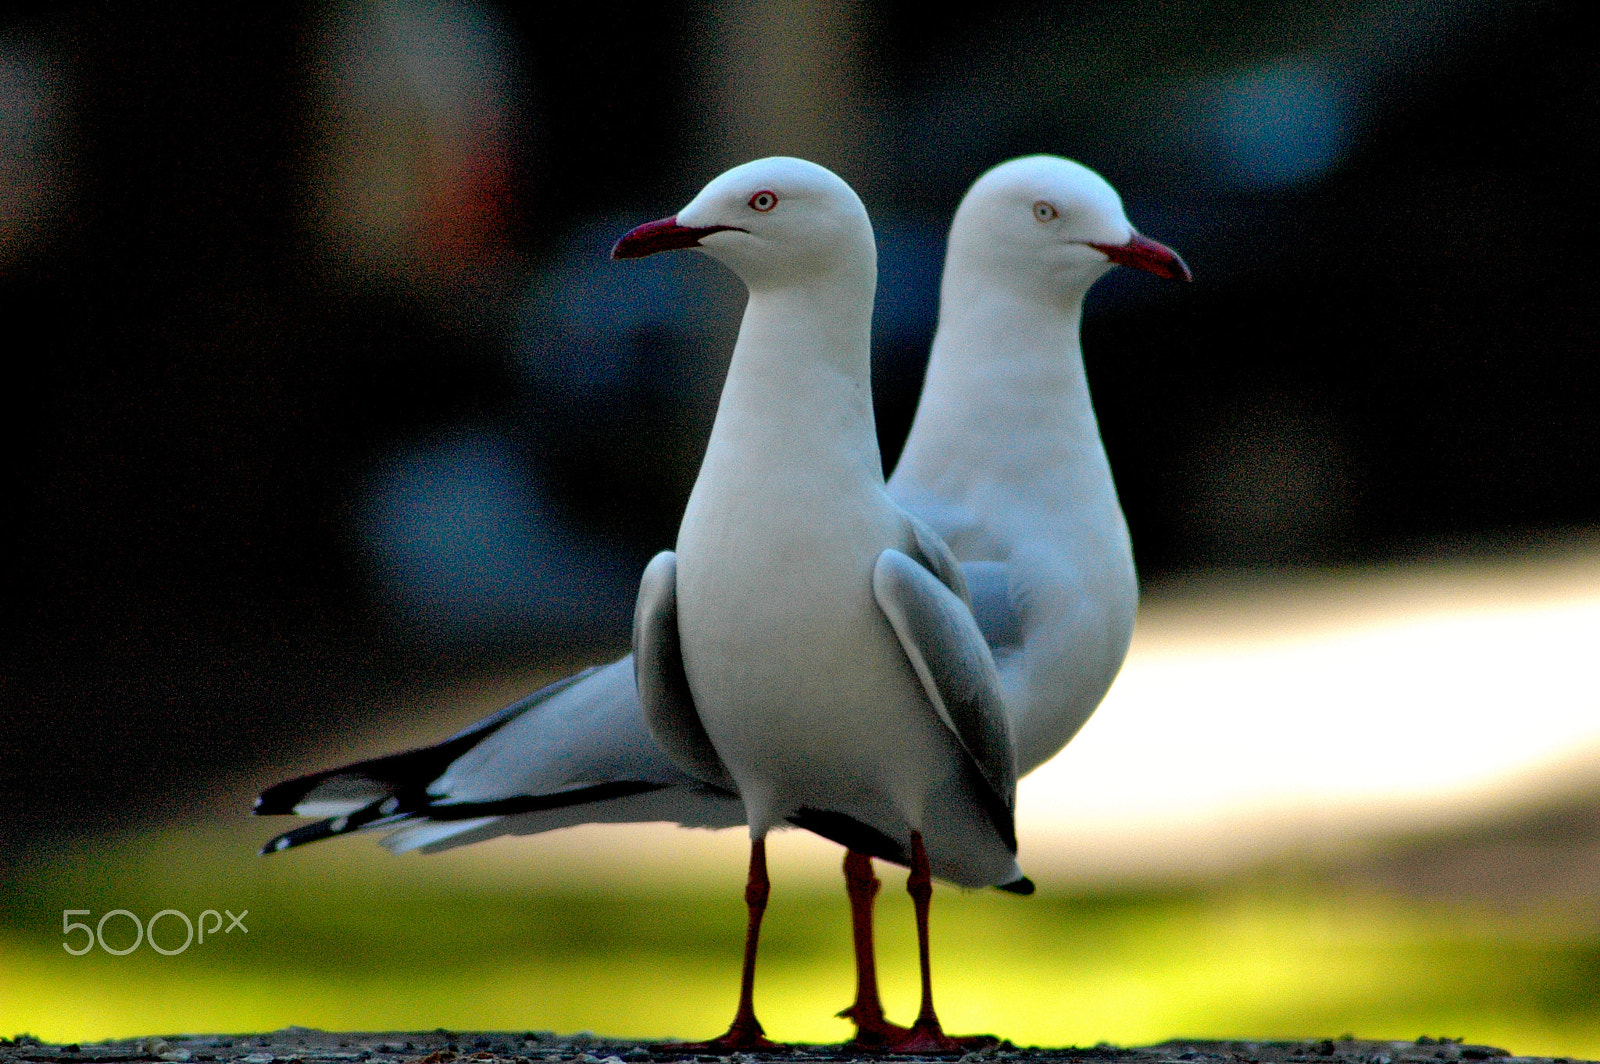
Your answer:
(1088, 233), (1192, 283)
(611, 215), (680, 260)
(612, 216), (746, 261)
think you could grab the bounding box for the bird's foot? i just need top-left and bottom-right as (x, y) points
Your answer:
(659, 1017), (781, 1052)
(886, 1019), (998, 1055)
(838, 1002), (912, 1049)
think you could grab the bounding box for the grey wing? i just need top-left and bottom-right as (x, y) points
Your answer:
(904, 511), (972, 606)
(873, 549), (1018, 842)
(633, 551), (739, 792)
(899, 502), (1023, 653)
(960, 560), (1025, 651)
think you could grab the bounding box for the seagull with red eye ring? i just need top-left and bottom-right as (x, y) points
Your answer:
(613, 155), (1028, 1050)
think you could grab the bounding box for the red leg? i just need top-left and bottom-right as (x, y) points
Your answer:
(838, 850), (911, 1047)
(889, 832), (998, 1053)
(663, 837), (780, 1051)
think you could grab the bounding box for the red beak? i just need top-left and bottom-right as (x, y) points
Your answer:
(1086, 232), (1192, 282)
(611, 215), (745, 260)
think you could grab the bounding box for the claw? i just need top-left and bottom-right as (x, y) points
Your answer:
(658, 1017), (782, 1052)
(840, 1002), (912, 1049)
(887, 1020), (998, 1054)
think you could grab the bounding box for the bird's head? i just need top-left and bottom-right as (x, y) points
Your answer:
(612, 157), (874, 293)
(946, 155), (1190, 306)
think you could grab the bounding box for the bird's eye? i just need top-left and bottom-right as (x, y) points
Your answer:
(1033, 201), (1059, 222)
(749, 190), (778, 212)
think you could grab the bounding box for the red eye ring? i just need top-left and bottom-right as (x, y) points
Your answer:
(749, 190), (778, 212)
(1033, 200), (1059, 222)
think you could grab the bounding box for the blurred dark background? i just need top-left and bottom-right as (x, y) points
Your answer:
(2, 0), (1594, 861)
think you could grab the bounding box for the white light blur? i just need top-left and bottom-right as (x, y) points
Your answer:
(1019, 547), (1600, 879)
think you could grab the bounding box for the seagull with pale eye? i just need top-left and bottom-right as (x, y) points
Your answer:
(828, 154), (1190, 1047)
(893, 153), (1189, 801)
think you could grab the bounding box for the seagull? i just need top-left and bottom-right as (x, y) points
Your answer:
(895, 154), (1190, 782)
(254, 154), (1190, 1049)
(610, 155), (1028, 1051)
(840, 154), (1190, 1044)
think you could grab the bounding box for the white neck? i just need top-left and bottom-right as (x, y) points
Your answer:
(890, 281), (1122, 540)
(700, 270), (884, 491)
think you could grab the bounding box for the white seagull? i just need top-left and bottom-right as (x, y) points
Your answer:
(612, 155), (1025, 1050)
(255, 155), (1189, 1048)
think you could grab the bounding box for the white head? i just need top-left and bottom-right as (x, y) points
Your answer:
(613, 157), (875, 295)
(945, 155), (1190, 307)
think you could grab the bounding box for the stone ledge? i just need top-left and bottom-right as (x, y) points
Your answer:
(0, 1033), (1552, 1064)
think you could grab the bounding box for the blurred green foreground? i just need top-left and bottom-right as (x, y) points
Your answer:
(4, 824), (1599, 1056)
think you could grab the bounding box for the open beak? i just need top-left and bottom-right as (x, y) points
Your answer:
(611, 216), (745, 260)
(1086, 232), (1192, 282)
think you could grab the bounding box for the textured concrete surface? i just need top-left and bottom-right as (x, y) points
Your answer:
(0, 1032), (1554, 1064)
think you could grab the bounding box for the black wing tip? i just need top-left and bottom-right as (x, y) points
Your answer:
(259, 816), (353, 856)
(258, 795), (410, 855)
(254, 793), (306, 816)
(253, 783), (305, 816)
(997, 875), (1035, 895)
(258, 833), (294, 856)
(256, 667), (610, 819)
(259, 661), (635, 825)
(259, 827), (308, 856)
(254, 769), (357, 816)
(258, 780), (672, 855)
